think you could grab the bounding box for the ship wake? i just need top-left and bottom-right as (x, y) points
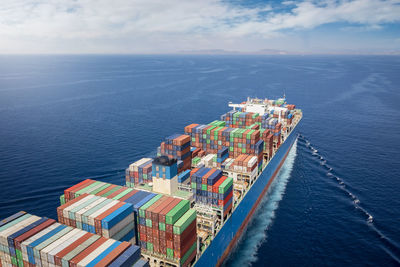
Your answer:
(298, 134), (400, 263)
(225, 139), (298, 267)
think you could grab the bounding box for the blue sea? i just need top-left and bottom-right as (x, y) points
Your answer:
(0, 55), (399, 266)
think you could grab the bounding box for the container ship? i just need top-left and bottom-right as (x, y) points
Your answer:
(0, 97), (302, 267)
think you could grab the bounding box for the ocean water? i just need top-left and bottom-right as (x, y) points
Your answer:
(0, 55), (399, 266)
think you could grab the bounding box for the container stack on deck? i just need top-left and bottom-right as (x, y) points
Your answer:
(60, 179), (198, 267)
(184, 124), (263, 161)
(260, 129), (274, 157)
(160, 134), (192, 173)
(0, 211), (146, 267)
(220, 111), (262, 128)
(57, 194), (136, 244)
(178, 169), (191, 185)
(126, 158), (153, 187)
(190, 168), (233, 216)
(137, 196), (197, 266)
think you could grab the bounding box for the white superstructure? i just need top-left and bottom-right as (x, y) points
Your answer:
(228, 96), (288, 122)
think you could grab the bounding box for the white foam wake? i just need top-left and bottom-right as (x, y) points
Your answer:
(298, 136), (400, 262)
(228, 139), (298, 267)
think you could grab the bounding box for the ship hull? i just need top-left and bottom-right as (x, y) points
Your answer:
(195, 128), (298, 266)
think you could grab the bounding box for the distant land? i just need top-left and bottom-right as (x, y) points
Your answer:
(178, 49), (400, 55)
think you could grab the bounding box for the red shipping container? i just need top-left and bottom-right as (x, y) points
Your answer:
(182, 245), (197, 267)
(69, 237), (108, 267)
(166, 240), (174, 249)
(106, 187), (126, 199)
(174, 235), (196, 259)
(57, 194), (89, 222)
(95, 184), (116, 196)
(159, 230), (166, 240)
(54, 232), (93, 266)
(94, 202), (125, 234)
(119, 190), (138, 202)
(158, 199), (181, 223)
(64, 179), (93, 201)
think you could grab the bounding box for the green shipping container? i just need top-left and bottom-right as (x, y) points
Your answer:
(206, 126), (216, 134)
(219, 177), (233, 194)
(147, 242), (154, 252)
(201, 184), (207, 191)
(191, 182), (196, 189)
(180, 242), (197, 264)
(102, 186), (122, 197)
(159, 222), (166, 231)
(60, 194), (65, 205)
(167, 247), (174, 259)
(166, 199), (190, 225)
(113, 188), (133, 200)
(139, 194), (162, 218)
(75, 181), (101, 197)
(90, 184), (110, 195)
(173, 209), (196, 235)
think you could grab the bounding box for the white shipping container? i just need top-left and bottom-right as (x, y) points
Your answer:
(62, 195), (94, 219)
(248, 156), (258, 167)
(46, 230), (86, 264)
(75, 197), (105, 223)
(129, 158), (152, 172)
(84, 182), (108, 196)
(102, 213), (134, 238)
(0, 215), (41, 246)
(21, 223), (60, 262)
(76, 239), (116, 267)
(88, 200), (120, 226)
(40, 228), (81, 263)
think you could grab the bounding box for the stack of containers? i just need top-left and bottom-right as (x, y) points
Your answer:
(190, 167), (233, 214)
(191, 147), (201, 158)
(60, 179), (198, 266)
(260, 114), (270, 129)
(184, 124), (262, 160)
(215, 177), (233, 218)
(246, 123), (260, 130)
(126, 158), (153, 187)
(60, 179), (161, 244)
(178, 169), (191, 184)
(62, 179), (143, 205)
(160, 134), (192, 172)
(62, 179), (130, 204)
(0, 211), (145, 267)
(137, 196), (197, 266)
(208, 120), (226, 127)
(274, 122), (282, 147)
(255, 139), (264, 171)
(56, 194), (136, 244)
(172, 209), (197, 266)
(260, 129), (274, 157)
(220, 111), (262, 128)
(217, 147), (229, 165)
(221, 158), (235, 171)
(191, 157), (201, 167)
(232, 155), (258, 174)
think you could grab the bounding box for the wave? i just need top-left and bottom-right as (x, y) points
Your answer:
(297, 136), (400, 262)
(226, 139), (298, 267)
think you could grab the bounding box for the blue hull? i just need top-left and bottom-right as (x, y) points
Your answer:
(195, 129), (298, 266)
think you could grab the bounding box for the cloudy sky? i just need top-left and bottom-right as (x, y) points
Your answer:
(1, 0), (400, 54)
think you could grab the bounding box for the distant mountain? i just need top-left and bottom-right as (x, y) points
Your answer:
(177, 49), (400, 55)
(178, 49), (289, 55)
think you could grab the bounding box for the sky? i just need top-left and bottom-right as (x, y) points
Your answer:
(1, 0), (400, 54)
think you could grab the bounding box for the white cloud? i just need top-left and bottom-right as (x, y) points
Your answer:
(0, 0), (399, 53)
